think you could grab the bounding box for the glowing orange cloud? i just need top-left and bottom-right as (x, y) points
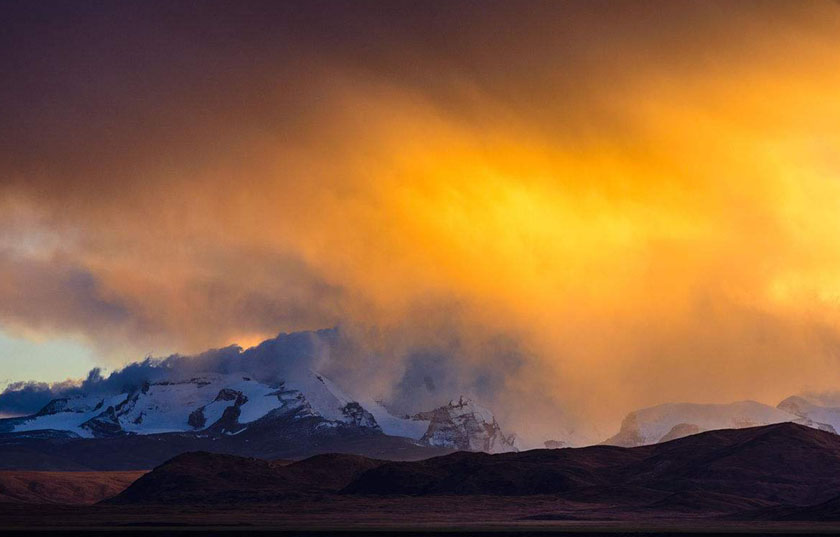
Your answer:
(2, 0), (840, 442)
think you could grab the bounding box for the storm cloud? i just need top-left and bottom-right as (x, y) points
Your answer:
(3, 1), (840, 442)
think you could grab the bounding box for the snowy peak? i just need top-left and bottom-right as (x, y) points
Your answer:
(605, 401), (788, 447)
(1, 370), (516, 454)
(8, 372), (387, 439)
(604, 399), (837, 447)
(0, 329), (523, 454)
(412, 396), (517, 453)
(270, 370), (379, 430)
(0, 313), (532, 457)
(777, 395), (840, 434)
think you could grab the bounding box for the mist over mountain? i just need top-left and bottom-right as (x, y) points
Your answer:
(0, 328), (524, 468)
(1, 329), (337, 416)
(604, 398), (840, 447)
(5, 326), (840, 451)
(0, 327), (565, 447)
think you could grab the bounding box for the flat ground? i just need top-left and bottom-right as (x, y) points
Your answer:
(4, 499), (840, 535)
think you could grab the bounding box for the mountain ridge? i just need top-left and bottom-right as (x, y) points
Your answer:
(105, 422), (840, 521)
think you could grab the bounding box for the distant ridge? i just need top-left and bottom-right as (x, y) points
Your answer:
(604, 400), (837, 446)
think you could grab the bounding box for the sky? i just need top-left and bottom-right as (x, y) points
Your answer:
(0, 333), (97, 392)
(2, 0), (840, 441)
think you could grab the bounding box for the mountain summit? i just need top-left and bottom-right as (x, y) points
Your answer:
(0, 371), (516, 459)
(0, 331), (517, 468)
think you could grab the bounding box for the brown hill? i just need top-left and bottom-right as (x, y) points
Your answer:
(0, 470), (144, 504)
(108, 422), (840, 519)
(347, 422), (840, 506)
(109, 451), (383, 504)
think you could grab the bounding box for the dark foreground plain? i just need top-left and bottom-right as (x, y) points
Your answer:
(5, 423), (840, 534)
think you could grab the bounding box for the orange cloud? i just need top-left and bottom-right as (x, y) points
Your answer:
(2, 0), (840, 442)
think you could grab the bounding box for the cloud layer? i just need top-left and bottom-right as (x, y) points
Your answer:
(3, 1), (840, 441)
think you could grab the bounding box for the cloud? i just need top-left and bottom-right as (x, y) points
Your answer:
(0, 329), (333, 415)
(0, 381), (80, 417)
(0, 326), (541, 441)
(0, 233), (344, 357)
(0, 251), (138, 341)
(2, 1), (840, 441)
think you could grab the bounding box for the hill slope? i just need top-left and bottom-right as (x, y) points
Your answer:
(109, 422), (840, 520)
(0, 470), (144, 504)
(109, 451), (383, 504)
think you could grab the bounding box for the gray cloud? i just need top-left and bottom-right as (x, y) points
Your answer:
(0, 328), (335, 415)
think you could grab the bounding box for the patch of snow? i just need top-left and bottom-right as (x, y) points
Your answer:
(13, 394), (128, 438)
(226, 378), (284, 424)
(285, 370), (352, 423)
(361, 399), (429, 440)
(120, 378), (221, 434)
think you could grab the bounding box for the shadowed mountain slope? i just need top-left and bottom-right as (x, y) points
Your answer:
(347, 423), (840, 506)
(109, 451), (384, 504)
(0, 416), (451, 471)
(109, 422), (840, 520)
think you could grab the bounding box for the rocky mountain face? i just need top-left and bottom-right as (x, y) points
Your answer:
(412, 397), (517, 453)
(604, 399), (838, 447)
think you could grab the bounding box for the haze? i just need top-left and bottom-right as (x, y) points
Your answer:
(2, 0), (840, 444)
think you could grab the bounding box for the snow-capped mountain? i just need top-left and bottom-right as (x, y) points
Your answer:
(410, 396), (518, 453)
(0, 367), (516, 455)
(6, 371), (370, 438)
(777, 395), (840, 434)
(603, 400), (836, 447)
